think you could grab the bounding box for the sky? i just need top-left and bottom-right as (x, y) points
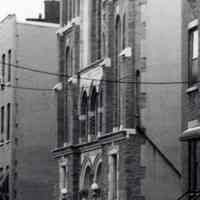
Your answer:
(0, 0), (44, 22)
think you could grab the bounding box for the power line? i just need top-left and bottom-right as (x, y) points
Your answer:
(0, 62), (192, 85)
(4, 62), (63, 77)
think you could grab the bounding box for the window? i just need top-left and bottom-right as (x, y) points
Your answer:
(189, 27), (199, 86)
(2, 54), (5, 84)
(66, 47), (71, 76)
(188, 141), (200, 192)
(61, 165), (67, 190)
(90, 87), (98, 136)
(109, 153), (118, 200)
(77, 0), (80, 16)
(6, 103), (10, 141)
(72, 0), (76, 18)
(8, 50), (11, 82)
(69, 0), (72, 21)
(102, 33), (106, 57)
(1, 106), (4, 140)
(80, 92), (88, 141)
(99, 90), (103, 133)
(122, 14), (126, 49)
(83, 166), (93, 190)
(91, 0), (102, 61)
(96, 163), (102, 187)
(115, 16), (121, 126)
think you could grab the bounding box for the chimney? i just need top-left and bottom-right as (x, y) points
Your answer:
(44, 0), (60, 23)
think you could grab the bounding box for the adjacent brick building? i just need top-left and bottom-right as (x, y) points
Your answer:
(0, 15), (59, 200)
(54, 0), (182, 200)
(181, 0), (200, 197)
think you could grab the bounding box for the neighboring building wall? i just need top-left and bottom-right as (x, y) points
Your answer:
(141, 139), (181, 200)
(139, 0), (182, 169)
(181, 0), (200, 194)
(0, 15), (17, 200)
(14, 22), (59, 200)
(136, 0), (182, 198)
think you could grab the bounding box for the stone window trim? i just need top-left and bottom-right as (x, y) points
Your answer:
(188, 22), (199, 87)
(56, 16), (80, 36)
(79, 157), (93, 190)
(7, 50), (11, 83)
(188, 19), (199, 30)
(59, 160), (68, 194)
(186, 85), (198, 94)
(119, 47), (132, 58)
(108, 146), (119, 200)
(99, 57), (111, 67)
(93, 155), (102, 183)
(180, 126), (200, 141)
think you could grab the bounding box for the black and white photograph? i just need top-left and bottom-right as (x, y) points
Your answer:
(0, 0), (199, 200)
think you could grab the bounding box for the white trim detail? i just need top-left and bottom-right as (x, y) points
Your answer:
(183, 126), (200, 135)
(53, 82), (63, 91)
(119, 47), (132, 58)
(56, 17), (80, 36)
(188, 19), (199, 30)
(68, 75), (78, 84)
(100, 57), (111, 67)
(61, 188), (67, 195)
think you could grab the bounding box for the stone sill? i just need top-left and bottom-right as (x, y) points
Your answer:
(180, 126), (200, 141)
(186, 85), (198, 94)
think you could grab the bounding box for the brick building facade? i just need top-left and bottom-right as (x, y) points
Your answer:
(54, 0), (182, 200)
(181, 0), (200, 197)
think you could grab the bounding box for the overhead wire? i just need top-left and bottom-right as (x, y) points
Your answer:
(0, 61), (192, 93)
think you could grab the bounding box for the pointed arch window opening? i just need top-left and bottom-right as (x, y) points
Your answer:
(115, 16), (122, 127)
(90, 87), (98, 137)
(80, 92), (88, 142)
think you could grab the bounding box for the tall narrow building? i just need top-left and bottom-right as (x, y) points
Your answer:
(0, 15), (59, 200)
(54, 0), (182, 200)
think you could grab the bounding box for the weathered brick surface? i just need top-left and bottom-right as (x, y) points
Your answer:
(56, 1), (182, 200)
(181, 0), (200, 193)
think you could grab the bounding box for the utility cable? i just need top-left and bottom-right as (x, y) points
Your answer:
(0, 62), (192, 85)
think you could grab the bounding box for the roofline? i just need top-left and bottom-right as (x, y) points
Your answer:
(0, 14), (16, 23)
(17, 20), (60, 28)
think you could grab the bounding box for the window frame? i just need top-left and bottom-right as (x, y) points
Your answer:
(7, 50), (11, 82)
(188, 26), (199, 86)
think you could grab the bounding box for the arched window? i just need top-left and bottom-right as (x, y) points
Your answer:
(91, 0), (102, 61)
(122, 14), (126, 49)
(99, 89), (103, 134)
(77, 0), (80, 16)
(90, 87), (98, 136)
(96, 163), (102, 187)
(83, 166), (93, 190)
(80, 92), (88, 141)
(2, 54), (5, 84)
(66, 47), (72, 76)
(102, 33), (106, 57)
(70, 49), (73, 75)
(115, 16), (121, 126)
(136, 70), (141, 127)
(116, 16), (122, 58)
(8, 50), (11, 82)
